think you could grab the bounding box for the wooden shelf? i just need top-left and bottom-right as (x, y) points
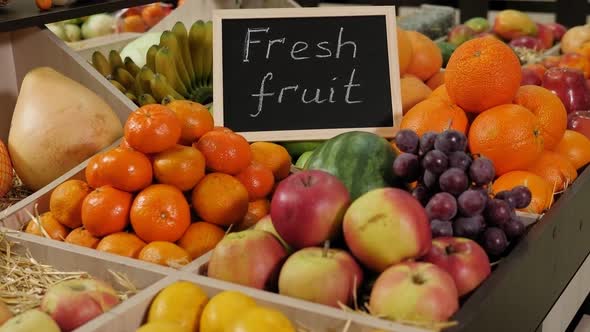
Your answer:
(0, 0), (164, 33)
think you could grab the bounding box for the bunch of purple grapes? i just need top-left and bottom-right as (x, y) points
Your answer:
(393, 129), (532, 257)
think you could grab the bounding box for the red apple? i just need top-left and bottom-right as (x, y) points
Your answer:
(278, 247), (363, 308)
(270, 170), (351, 249)
(521, 67), (542, 86)
(568, 111), (590, 139)
(41, 279), (120, 332)
(542, 55), (562, 69)
(448, 24), (476, 47)
(343, 188), (431, 272)
(536, 23), (555, 49)
(509, 36), (544, 51)
(0, 309), (60, 332)
(253, 214), (293, 253)
(369, 262), (459, 323)
(422, 237), (491, 296)
(559, 53), (590, 78)
(546, 22), (567, 41)
(542, 67), (590, 113)
(475, 32), (500, 40)
(207, 229), (288, 290)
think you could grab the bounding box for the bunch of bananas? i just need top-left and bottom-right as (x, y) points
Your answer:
(91, 20), (213, 107)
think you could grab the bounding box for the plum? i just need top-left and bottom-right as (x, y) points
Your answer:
(542, 67), (590, 113)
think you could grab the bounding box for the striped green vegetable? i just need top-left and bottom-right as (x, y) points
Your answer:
(304, 131), (398, 200)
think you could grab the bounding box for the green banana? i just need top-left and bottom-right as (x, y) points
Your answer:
(109, 79), (127, 93)
(139, 93), (157, 106)
(150, 73), (184, 103)
(189, 20), (206, 87)
(138, 66), (155, 95)
(92, 51), (111, 77)
(172, 21), (196, 88)
(109, 50), (124, 71)
(202, 21), (214, 87)
(146, 45), (160, 72)
(125, 92), (138, 104)
(113, 67), (137, 95)
(155, 46), (190, 96)
(124, 57), (141, 78)
(159, 30), (193, 92)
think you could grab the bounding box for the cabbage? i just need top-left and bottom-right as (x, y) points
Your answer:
(120, 32), (163, 68)
(81, 14), (115, 40)
(64, 24), (81, 42)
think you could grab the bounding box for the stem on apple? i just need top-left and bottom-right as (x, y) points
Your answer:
(322, 240), (330, 257)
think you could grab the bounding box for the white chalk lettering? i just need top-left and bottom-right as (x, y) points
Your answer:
(344, 68), (362, 104)
(316, 41), (332, 58)
(278, 85), (299, 103)
(243, 27), (269, 63)
(266, 38), (286, 59)
(291, 41), (310, 60)
(329, 77), (338, 103)
(250, 72), (275, 117)
(336, 27), (357, 59)
(301, 88), (327, 104)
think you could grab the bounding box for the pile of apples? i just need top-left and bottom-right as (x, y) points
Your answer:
(205, 169), (492, 324)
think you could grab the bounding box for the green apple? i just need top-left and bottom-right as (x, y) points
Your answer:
(295, 150), (314, 169)
(254, 215), (293, 253)
(0, 309), (60, 332)
(280, 141), (323, 159)
(464, 17), (490, 34)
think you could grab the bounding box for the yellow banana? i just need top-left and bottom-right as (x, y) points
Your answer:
(202, 21), (213, 87)
(150, 73), (184, 103)
(146, 45), (160, 72)
(189, 20), (206, 87)
(172, 21), (196, 88)
(124, 57), (141, 77)
(109, 50), (124, 71)
(109, 79), (126, 93)
(138, 66), (155, 95)
(92, 51), (111, 77)
(125, 92), (138, 104)
(139, 93), (157, 106)
(159, 30), (193, 91)
(113, 67), (137, 95)
(155, 46), (189, 96)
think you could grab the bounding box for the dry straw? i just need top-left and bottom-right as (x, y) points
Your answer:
(0, 172), (32, 215)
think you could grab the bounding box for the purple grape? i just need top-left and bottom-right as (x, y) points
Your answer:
(484, 199), (512, 226)
(439, 168), (469, 196)
(393, 153), (420, 182)
(412, 185), (430, 206)
(502, 218), (526, 239)
(448, 151), (472, 171)
(395, 129), (420, 154)
(453, 215), (485, 239)
(422, 150), (449, 174)
(422, 170), (439, 189)
(458, 189), (487, 216)
(434, 129), (468, 153)
(495, 190), (517, 208)
(482, 227), (509, 256)
(431, 219), (453, 238)
(511, 185), (532, 209)
(469, 157), (496, 186)
(425, 192), (457, 221)
(419, 131), (437, 154)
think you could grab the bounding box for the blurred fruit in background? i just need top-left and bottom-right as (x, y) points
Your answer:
(117, 3), (173, 33)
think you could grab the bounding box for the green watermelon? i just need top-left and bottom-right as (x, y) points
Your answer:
(304, 131), (399, 200)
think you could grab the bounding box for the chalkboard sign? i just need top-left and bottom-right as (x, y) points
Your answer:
(212, 6), (402, 141)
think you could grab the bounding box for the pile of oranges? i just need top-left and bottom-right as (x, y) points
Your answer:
(24, 100), (292, 268)
(400, 36), (590, 215)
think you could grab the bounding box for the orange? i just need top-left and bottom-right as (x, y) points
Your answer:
(492, 171), (554, 214)
(559, 53), (590, 78)
(195, 130), (251, 175)
(166, 100), (214, 145)
(236, 199), (270, 231)
(119, 137), (135, 151)
(130, 184), (191, 243)
(250, 142), (292, 180)
(49, 179), (91, 229)
(400, 97), (468, 137)
(153, 145), (206, 191)
(192, 173), (249, 227)
(124, 104), (182, 154)
(404, 31), (443, 81)
(141, 3), (168, 27)
(235, 163), (275, 201)
(64, 227), (100, 249)
(576, 41), (590, 61)
(85, 147), (153, 192)
(213, 126), (234, 133)
(426, 71), (445, 90)
(138, 241), (191, 267)
(397, 28), (413, 75)
(468, 104), (544, 175)
(25, 212), (69, 241)
(552, 130), (590, 170)
(121, 15), (146, 33)
(429, 85), (451, 103)
(513, 85), (567, 150)
(401, 75), (432, 114)
(526, 151), (577, 192)
(82, 185), (132, 237)
(0, 139), (12, 198)
(445, 37), (522, 113)
(177, 222), (226, 259)
(96, 232), (147, 258)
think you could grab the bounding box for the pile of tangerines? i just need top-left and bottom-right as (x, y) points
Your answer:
(25, 101), (291, 267)
(399, 36), (590, 215)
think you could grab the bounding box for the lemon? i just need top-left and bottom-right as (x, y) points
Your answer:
(147, 281), (209, 331)
(200, 291), (257, 332)
(136, 321), (190, 332)
(224, 306), (295, 332)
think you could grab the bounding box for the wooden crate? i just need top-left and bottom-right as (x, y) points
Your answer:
(78, 273), (431, 332)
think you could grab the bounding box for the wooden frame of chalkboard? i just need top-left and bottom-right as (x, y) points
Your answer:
(212, 6), (403, 142)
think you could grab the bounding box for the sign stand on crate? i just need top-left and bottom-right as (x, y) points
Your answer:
(212, 6), (403, 142)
